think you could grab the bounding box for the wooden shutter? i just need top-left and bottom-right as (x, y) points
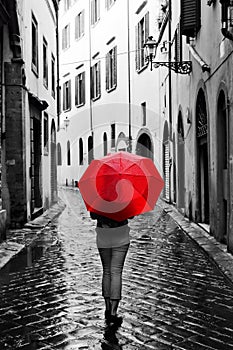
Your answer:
(135, 24), (139, 71)
(62, 28), (65, 49)
(113, 46), (117, 87)
(81, 72), (85, 104)
(75, 15), (78, 39)
(180, 0), (201, 37)
(145, 12), (149, 43)
(91, 0), (94, 25)
(81, 10), (85, 35)
(68, 80), (71, 109)
(106, 53), (109, 90)
(97, 61), (101, 97)
(90, 66), (94, 99)
(75, 75), (78, 105)
(63, 82), (66, 110)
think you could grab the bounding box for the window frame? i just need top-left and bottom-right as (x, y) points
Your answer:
(43, 36), (48, 88)
(135, 12), (149, 73)
(62, 24), (70, 50)
(63, 79), (71, 111)
(106, 45), (117, 92)
(91, 61), (101, 101)
(51, 54), (55, 98)
(75, 10), (85, 40)
(91, 0), (100, 25)
(31, 12), (39, 75)
(43, 112), (49, 155)
(75, 71), (85, 107)
(106, 0), (116, 10)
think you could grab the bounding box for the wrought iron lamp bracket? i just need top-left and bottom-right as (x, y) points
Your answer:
(152, 60), (192, 74)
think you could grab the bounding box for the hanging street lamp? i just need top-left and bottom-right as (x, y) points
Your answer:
(144, 36), (192, 74)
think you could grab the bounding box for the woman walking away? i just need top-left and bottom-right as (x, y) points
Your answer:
(90, 212), (133, 327)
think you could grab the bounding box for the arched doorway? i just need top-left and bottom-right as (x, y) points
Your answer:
(196, 88), (209, 223)
(136, 132), (153, 159)
(51, 120), (57, 204)
(163, 122), (169, 201)
(217, 90), (228, 243)
(177, 112), (185, 209)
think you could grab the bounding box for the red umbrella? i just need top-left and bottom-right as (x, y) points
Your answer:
(78, 151), (164, 222)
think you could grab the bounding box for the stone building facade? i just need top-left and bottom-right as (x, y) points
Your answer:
(156, 0), (233, 253)
(0, 0), (59, 231)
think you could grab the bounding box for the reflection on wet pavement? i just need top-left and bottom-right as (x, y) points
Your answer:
(0, 188), (233, 349)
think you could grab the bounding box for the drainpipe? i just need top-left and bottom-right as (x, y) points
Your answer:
(168, 0), (172, 203)
(127, 0), (132, 152)
(55, 4), (60, 130)
(220, 0), (233, 41)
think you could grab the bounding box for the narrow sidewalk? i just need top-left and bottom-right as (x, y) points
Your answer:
(158, 198), (233, 285)
(0, 199), (66, 270)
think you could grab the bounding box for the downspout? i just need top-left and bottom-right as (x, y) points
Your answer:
(55, 5), (60, 130)
(54, 4), (60, 131)
(127, 0), (132, 152)
(168, 0), (172, 202)
(220, 0), (233, 41)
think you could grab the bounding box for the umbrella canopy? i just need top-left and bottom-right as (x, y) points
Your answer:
(79, 151), (164, 221)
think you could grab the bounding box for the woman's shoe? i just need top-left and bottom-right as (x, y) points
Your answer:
(109, 314), (123, 327)
(105, 310), (111, 323)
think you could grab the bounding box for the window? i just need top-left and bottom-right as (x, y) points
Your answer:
(106, 46), (117, 92)
(135, 12), (149, 71)
(67, 141), (71, 166)
(141, 102), (146, 126)
(51, 54), (55, 98)
(181, 0), (201, 37)
(63, 80), (71, 111)
(103, 132), (107, 156)
(44, 113), (49, 154)
(57, 143), (62, 165)
(91, 61), (101, 100)
(62, 24), (70, 50)
(64, 0), (71, 11)
(79, 138), (83, 165)
(43, 37), (48, 88)
(106, 0), (116, 10)
(75, 71), (85, 106)
(31, 13), (38, 74)
(111, 123), (115, 148)
(91, 0), (100, 25)
(75, 10), (85, 39)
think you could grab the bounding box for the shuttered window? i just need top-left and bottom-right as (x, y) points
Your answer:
(174, 21), (182, 73)
(180, 0), (201, 37)
(135, 11), (149, 72)
(106, 0), (116, 10)
(91, 0), (100, 25)
(62, 24), (70, 50)
(75, 71), (85, 106)
(106, 46), (117, 92)
(31, 13), (38, 74)
(75, 10), (85, 39)
(63, 79), (71, 111)
(91, 61), (101, 100)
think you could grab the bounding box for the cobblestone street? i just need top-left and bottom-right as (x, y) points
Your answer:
(0, 188), (233, 349)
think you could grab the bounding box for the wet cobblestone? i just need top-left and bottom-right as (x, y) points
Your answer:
(0, 188), (233, 349)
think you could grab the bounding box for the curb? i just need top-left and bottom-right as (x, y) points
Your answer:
(158, 199), (233, 286)
(0, 198), (66, 271)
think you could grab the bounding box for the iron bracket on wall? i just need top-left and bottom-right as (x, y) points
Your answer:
(152, 60), (192, 74)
